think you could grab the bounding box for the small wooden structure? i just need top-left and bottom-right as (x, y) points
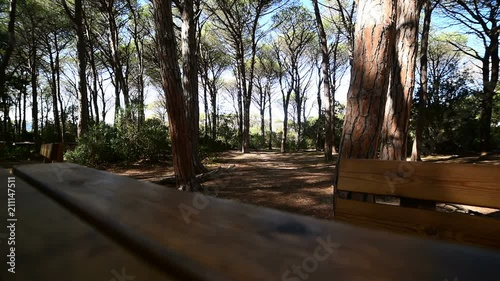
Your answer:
(1, 163), (499, 280)
(40, 143), (66, 162)
(335, 159), (500, 250)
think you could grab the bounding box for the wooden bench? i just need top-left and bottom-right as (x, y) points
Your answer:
(1, 163), (500, 280)
(40, 143), (65, 162)
(335, 159), (500, 250)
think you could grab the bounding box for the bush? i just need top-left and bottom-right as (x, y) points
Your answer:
(65, 118), (171, 166)
(0, 144), (35, 160)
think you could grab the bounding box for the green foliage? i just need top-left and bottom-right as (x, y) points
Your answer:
(215, 114), (240, 148)
(0, 144), (35, 160)
(411, 68), (483, 154)
(65, 118), (171, 166)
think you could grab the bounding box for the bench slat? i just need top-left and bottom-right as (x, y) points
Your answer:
(0, 169), (177, 281)
(338, 159), (500, 209)
(12, 163), (500, 281)
(335, 198), (500, 250)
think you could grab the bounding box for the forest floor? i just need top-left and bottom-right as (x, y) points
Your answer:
(107, 150), (500, 220)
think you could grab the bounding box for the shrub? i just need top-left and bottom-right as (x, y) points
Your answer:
(65, 118), (171, 166)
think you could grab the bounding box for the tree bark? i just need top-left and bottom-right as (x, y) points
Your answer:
(152, 0), (197, 190)
(268, 90), (273, 150)
(48, 35), (62, 142)
(480, 33), (499, 153)
(339, 0), (395, 159)
(62, 0), (89, 137)
(0, 0), (17, 142)
(379, 0), (421, 161)
(181, 0), (206, 173)
(126, 0), (145, 126)
(337, 0), (396, 203)
(30, 35), (39, 145)
(411, 0), (433, 161)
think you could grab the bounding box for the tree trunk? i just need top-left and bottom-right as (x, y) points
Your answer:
(0, 0), (17, 141)
(281, 103), (288, 153)
(380, 0), (421, 161)
(181, 0), (206, 173)
(480, 33), (499, 153)
(312, 0), (333, 160)
(203, 79), (209, 138)
(152, 0), (197, 191)
(295, 66), (302, 149)
(337, 0), (396, 202)
(22, 87), (26, 137)
(268, 90), (273, 150)
(31, 40), (39, 145)
(48, 35), (62, 142)
(126, 0), (145, 126)
(62, 0), (89, 137)
(411, 0), (432, 161)
(75, 0), (89, 137)
(210, 83), (217, 140)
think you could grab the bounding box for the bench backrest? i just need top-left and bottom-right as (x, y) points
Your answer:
(40, 143), (65, 162)
(335, 159), (500, 249)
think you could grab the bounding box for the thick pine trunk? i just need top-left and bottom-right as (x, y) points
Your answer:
(339, 0), (395, 159)
(152, 0), (197, 191)
(380, 0), (421, 161)
(337, 0), (396, 203)
(181, 0), (206, 173)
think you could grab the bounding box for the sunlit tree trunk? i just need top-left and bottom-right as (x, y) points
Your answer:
(337, 0), (396, 203)
(152, 0), (197, 191)
(380, 0), (422, 161)
(339, 0), (395, 160)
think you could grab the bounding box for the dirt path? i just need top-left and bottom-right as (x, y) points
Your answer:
(105, 151), (500, 220)
(109, 151), (337, 220)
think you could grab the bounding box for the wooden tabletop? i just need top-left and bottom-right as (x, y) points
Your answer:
(4, 163), (500, 280)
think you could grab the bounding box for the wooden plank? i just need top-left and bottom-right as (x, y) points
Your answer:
(0, 168), (177, 281)
(335, 198), (500, 250)
(338, 158), (500, 209)
(12, 163), (500, 281)
(40, 143), (53, 160)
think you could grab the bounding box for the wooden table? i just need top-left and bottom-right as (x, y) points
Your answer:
(1, 163), (499, 281)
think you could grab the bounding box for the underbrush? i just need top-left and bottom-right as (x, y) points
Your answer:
(66, 118), (171, 166)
